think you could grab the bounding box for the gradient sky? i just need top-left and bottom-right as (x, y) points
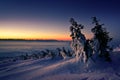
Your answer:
(0, 0), (120, 40)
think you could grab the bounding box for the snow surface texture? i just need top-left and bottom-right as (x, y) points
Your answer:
(0, 52), (120, 80)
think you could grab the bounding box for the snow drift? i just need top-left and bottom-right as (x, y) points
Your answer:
(0, 51), (120, 80)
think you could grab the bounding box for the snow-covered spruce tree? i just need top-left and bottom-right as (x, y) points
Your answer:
(69, 18), (88, 63)
(91, 17), (112, 62)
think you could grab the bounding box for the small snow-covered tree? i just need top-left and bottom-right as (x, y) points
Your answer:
(69, 18), (87, 63)
(91, 17), (112, 62)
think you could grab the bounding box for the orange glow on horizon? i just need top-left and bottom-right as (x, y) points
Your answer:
(0, 29), (92, 40)
(0, 29), (71, 40)
(0, 20), (93, 41)
(0, 33), (92, 41)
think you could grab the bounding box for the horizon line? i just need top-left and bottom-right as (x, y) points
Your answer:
(0, 38), (71, 41)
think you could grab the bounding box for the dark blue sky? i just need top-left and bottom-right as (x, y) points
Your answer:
(0, 0), (120, 40)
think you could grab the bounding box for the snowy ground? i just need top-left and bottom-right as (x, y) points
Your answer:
(0, 52), (120, 80)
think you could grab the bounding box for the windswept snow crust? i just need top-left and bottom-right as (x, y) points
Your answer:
(0, 52), (120, 80)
